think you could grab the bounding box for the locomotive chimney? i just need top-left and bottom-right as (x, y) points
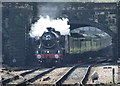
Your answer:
(47, 27), (55, 32)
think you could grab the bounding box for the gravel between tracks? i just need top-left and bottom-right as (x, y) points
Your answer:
(32, 67), (71, 84)
(87, 63), (118, 84)
(63, 66), (88, 84)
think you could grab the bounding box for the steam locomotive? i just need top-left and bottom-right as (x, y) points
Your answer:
(35, 27), (112, 65)
(35, 27), (63, 65)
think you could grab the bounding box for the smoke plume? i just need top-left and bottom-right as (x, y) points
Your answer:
(29, 16), (70, 38)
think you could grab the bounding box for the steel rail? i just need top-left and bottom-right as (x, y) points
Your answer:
(80, 59), (108, 85)
(17, 67), (56, 85)
(52, 64), (80, 85)
(2, 67), (40, 85)
(52, 59), (98, 85)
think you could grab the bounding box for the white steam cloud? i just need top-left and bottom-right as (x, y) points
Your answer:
(29, 16), (70, 38)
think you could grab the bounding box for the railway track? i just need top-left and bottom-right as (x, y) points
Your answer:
(54, 59), (107, 85)
(2, 67), (38, 84)
(62, 65), (88, 85)
(1, 59), (107, 85)
(52, 65), (79, 85)
(2, 65), (81, 85)
(30, 62), (98, 85)
(32, 66), (73, 85)
(87, 62), (118, 84)
(1, 67), (54, 85)
(52, 64), (92, 85)
(81, 59), (109, 85)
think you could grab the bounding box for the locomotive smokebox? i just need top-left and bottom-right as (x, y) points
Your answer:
(41, 27), (61, 48)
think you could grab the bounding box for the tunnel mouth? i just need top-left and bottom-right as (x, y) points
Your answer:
(69, 26), (113, 60)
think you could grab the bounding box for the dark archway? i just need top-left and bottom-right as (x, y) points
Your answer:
(69, 20), (118, 61)
(69, 20), (116, 38)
